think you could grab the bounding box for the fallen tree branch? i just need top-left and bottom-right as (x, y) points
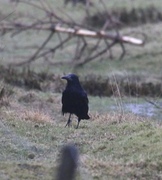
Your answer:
(0, 22), (145, 45)
(0, 0), (145, 67)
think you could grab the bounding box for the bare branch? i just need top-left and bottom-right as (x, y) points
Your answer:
(11, 30), (55, 66)
(26, 35), (72, 64)
(76, 40), (117, 66)
(119, 42), (126, 60)
(0, 0), (145, 66)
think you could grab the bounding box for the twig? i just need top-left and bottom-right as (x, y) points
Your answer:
(0, 0), (145, 66)
(11, 30), (55, 66)
(26, 35), (72, 63)
(119, 41), (126, 60)
(76, 40), (117, 66)
(144, 97), (161, 109)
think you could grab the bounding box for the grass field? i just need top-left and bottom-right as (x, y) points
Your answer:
(1, 0), (162, 179)
(1, 83), (162, 179)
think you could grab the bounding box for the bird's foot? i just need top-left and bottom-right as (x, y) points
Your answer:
(65, 119), (71, 127)
(75, 121), (80, 129)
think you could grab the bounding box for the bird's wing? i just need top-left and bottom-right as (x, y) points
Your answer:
(62, 90), (85, 106)
(74, 90), (89, 116)
(80, 90), (89, 104)
(62, 89), (88, 111)
(62, 90), (70, 114)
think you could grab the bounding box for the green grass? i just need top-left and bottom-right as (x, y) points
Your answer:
(0, 83), (161, 179)
(1, 1), (162, 179)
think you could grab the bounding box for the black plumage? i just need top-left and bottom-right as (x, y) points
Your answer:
(61, 74), (90, 128)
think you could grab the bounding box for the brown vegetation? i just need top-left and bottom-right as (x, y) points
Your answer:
(85, 6), (162, 29)
(0, 66), (161, 97)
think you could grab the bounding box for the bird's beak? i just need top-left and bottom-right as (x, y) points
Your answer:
(61, 75), (68, 80)
(61, 75), (70, 80)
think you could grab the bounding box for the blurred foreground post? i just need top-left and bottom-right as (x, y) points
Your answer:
(56, 144), (79, 180)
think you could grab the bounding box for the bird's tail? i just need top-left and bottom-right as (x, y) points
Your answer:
(85, 114), (90, 119)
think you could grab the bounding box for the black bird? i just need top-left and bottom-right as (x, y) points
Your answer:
(61, 74), (90, 128)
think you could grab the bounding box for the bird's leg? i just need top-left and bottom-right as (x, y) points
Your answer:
(65, 114), (72, 127)
(76, 118), (81, 129)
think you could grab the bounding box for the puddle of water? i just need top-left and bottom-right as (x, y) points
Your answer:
(124, 103), (155, 117)
(111, 102), (161, 119)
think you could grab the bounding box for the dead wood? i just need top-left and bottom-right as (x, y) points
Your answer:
(0, 0), (145, 67)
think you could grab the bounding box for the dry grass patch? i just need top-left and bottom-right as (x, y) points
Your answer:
(1, 101), (53, 124)
(91, 111), (148, 124)
(22, 109), (53, 124)
(0, 82), (14, 107)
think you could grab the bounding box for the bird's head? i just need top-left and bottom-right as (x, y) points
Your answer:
(61, 74), (79, 82)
